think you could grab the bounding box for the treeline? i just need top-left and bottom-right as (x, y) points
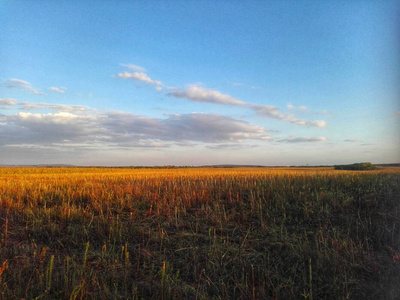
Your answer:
(334, 162), (377, 170)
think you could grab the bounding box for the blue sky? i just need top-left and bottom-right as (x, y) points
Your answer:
(1, 1), (399, 166)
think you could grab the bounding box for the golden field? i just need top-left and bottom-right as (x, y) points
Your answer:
(0, 167), (399, 299)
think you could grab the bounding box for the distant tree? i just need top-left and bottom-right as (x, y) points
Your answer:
(334, 162), (377, 170)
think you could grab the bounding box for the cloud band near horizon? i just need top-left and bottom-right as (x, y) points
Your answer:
(0, 101), (271, 150)
(0, 99), (330, 154)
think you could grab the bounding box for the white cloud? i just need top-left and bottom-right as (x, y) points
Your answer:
(48, 87), (67, 93)
(277, 136), (327, 143)
(8, 78), (30, 85)
(18, 102), (90, 113)
(1, 111), (100, 147)
(250, 104), (287, 119)
(205, 143), (260, 150)
(3, 78), (45, 95)
(0, 104), (270, 150)
(167, 85), (247, 106)
(251, 104), (327, 127)
(115, 66), (327, 128)
(117, 71), (163, 86)
(166, 84), (327, 127)
(120, 64), (146, 72)
(0, 98), (17, 105)
(288, 118), (327, 128)
(103, 111), (270, 144)
(287, 103), (307, 111)
(17, 112), (78, 124)
(163, 113), (269, 143)
(229, 81), (259, 90)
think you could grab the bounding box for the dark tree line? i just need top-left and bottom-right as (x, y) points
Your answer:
(334, 162), (377, 170)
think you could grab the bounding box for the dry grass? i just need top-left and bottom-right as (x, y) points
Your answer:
(0, 166), (399, 299)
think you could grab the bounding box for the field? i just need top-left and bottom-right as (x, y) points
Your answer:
(0, 167), (399, 299)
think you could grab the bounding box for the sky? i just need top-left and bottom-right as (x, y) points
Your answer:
(0, 1), (399, 166)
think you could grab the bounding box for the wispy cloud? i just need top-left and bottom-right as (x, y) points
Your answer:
(116, 64), (163, 89)
(344, 139), (376, 147)
(117, 71), (163, 86)
(206, 143), (260, 150)
(168, 84), (327, 127)
(277, 136), (327, 143)
(116, 66), (327, 128)
(18, 101), (90, 113)
(287, 103), (307, 111)
(287, 103), (329, 115)
(48, 87), (67, 93)
(250, 104), (326, 127)
(120, 63), (146, 72)
(2, 78), (45, 95)
(0, 98), (17, 106)
(229, 81), (259, 90)
(167, 85), (247, 106)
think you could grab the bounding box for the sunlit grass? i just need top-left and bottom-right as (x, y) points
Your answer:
(0, 166), (399, 299)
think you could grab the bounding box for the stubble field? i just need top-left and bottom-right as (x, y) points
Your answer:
(0, 167), (399, 299)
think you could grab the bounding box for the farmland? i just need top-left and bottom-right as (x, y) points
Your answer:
(0, 167), (399, 299)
